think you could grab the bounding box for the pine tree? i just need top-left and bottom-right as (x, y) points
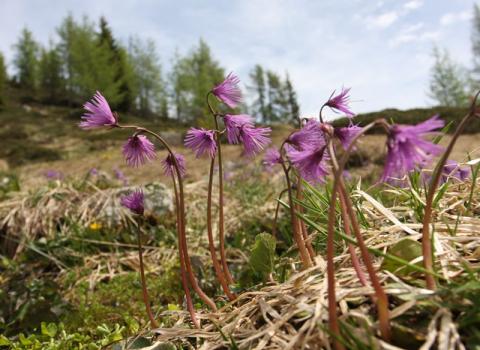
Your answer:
(13, 27), (39, 98)
(429, 46), (467, 107)
(266, 70), (289, 123)
(38, 44), (65, 104)
(57, 15), (122, 106)
(98, 17), (135, 111)
(0, 52), (6, 107)
(128, 36), (167, 118)
(248, 65), (268, 122)
(471, 4), (480, 90)
(285, 73), (300, 125)
(170, 39), (225, 126)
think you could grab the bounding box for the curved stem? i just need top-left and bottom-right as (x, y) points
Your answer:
(206, 93), (234, 285)
(170, 175), (200, 327)
(272, 188), (289, 239)
(171, 174), (217, 311)
(116, 124), (212, 317)
(338, 192), (368, 287)
(323, 138), (345, 350)
(327, 123), (391, 340)
(213, 120), (234, 285)
(281, 161), (312, 268)
(421, 91), (480, 290)
(318, 104), (327, 124)
(135, 224), (159, 328)
(295, 179), (316, 260)
(207, 157), (236, 300)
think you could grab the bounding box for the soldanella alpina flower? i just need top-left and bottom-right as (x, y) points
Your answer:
(162, 153), (186, 178)
(288, 145), (330, 184)
(381, 115), (444, 182)
(441, 160), (470, 183)
(184, 128), (217, 158)
(326, 87), (355, 118)
(287, 119), (323, 151)
(79, 91), (117, 129)
(334, 124), (362, 150)
(121, 190), (144, 215)
(239, 126), (271, 157)
(123, 135), (156, 167)
(263, 148), (283, 169)
(223, 114), (254, 144)
(211, 72), (242, 108)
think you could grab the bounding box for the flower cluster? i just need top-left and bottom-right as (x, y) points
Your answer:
(184, 73), (271, 158)
(382, 115), (444, 182)
(121, 189), (144, 215)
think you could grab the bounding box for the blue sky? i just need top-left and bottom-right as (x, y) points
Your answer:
(0, 0), (476, 117)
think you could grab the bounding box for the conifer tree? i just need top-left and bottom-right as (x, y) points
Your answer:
(471, 4), (480, 90)
(170, 39), (225, 126)
(98, 17), (135, 111)
(0, 52), (6, 107)
(285, 73), (300, 124)
(38, 44), (65, 104)
(13, 27), (39, 98)
(249, 65), (268, 122)
(57, 15), (122, 106)
(128, 36), (167, 118)
(429, 46), (467, 107)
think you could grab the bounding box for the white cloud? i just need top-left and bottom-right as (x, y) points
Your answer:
(404, 0), (423, 11)
(389, 22), (439, 47)
(440, 10), (471, 26)
(367, 11), (399, 28)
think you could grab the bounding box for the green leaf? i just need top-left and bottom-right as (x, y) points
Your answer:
(249, 233), (276, 280)
(130, 337), (152, 349)
(381, 239), (423, 276)
(0, 335), (11, 346)
(41, 322), (58, 338)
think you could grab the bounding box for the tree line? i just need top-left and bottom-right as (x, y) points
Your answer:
(429, 4), (480, 107)
(0, 15), (300, 126)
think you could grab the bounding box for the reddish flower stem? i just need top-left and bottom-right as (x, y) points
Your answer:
(134, 223), (159, 328)
(295, 179), (316, 261)
(280, 161), (313, 268)
(213, 117), (234, 285)
(272, 188), (288, 239)
(171, 174), (217, 311)
(207, 157), (237, 300)
(207, 93), (235, 285)
(421, 91), (480, 290)
(338, 192), (368, 287)
(324, 138), (344, 350)
(116, 125), (214, 322)
(170, 175), (201, 328)
(327, 123), (391, 341)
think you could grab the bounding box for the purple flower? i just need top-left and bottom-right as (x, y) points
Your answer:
(122, 135), (156, 167)
(114, 168), (128, 185)
(211, 72), (242, 108)
(121, 190), (144, 215)
(381, 115), (445, 183)
(162, 153), (186, 178)
(44, 170), (63, 180)
(223, 114), (254, 144)
(239, 126), (271, 157)
(441, 160), (470, 183)
(334, 124), (362, 150)
(287, 119), (323, 151)
(184, 128), (217, 158)
(288, 145), (330, 184)
(326, 87), (355, 118)
(263, 147), (283, 169)
(79, 91), (117, 129)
